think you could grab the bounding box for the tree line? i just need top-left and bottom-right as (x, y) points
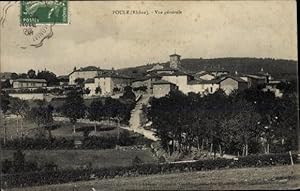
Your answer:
(0, 87), (136, 141)
(147, 87), (298, 156)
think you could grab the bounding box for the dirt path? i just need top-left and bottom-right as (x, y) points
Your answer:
(128, 95), (158, 141)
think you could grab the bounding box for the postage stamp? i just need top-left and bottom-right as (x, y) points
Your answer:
(20, 0), (68, 25)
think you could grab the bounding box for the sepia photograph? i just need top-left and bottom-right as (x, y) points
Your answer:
(0, 0), (299, 190)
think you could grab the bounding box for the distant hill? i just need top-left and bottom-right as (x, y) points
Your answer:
(117, 58), (297, 80)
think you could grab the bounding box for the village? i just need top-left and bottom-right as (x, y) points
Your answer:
(1, 53), (283, 101)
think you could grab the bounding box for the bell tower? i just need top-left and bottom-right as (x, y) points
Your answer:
(169, 52), (181, 69)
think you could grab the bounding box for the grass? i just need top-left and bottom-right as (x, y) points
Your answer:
(0, 118), (127, 139)
(1, 148), (157, 169)
(7, 164), (300, 190)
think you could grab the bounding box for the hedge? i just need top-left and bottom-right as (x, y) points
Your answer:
(0, 153), (297, 189)
(1, 134), (135, 150)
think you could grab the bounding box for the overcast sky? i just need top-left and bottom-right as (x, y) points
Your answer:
(0, 1), (297, 75)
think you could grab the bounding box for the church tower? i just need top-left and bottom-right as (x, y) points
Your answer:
(169, 53), (181, 69)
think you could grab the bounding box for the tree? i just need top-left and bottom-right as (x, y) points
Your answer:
(27, 103), (55, 139)
(121, 86), (136, 101)
(88, 99), (104, 122)
(88, 99), (104, 132)
(18, 73), (28, 79)
(9, 97), (29, 138)
(85, 88), (91, 95)
(62, 90), (86, 133)
(27, 69), (36, 79)
(0, 79), (12, 88)
(75, 78), (85, 86)
(0, 91), (10, 114)
(0, 92), (10, 144)
(95, 86), (102, 95)
(36, 70), (58, 86)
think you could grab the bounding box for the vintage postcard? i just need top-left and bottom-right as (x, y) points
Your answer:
(0, 0), (298, 190)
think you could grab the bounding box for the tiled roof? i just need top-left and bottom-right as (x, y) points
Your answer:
(169, 54), (181, 57)
(246, 74), (266, 80)
(219, 76), (247, 83)
(96, 73), (133, 79)
(152, 80), (176, 85)
(188, 79), (221, 85)
(69, 66), (112, 76)
(84, 78), (95, 84)
(14, 78), (47, 83)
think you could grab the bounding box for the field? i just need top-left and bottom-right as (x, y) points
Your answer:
(7, 164), (300, 190)
(1, 117), (127, 139)
(1, 148), (157, 169)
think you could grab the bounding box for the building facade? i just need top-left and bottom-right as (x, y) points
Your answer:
(12, 79), (47, 89)
(219, 76), (248, 95)
(152, 80), (178, 98)
(68, 66), (113, 85)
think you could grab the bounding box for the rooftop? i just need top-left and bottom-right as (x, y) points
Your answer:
(13, 78), (47, 83)
(84, 78), (95, 84)
(219, 76), (247, 83)
(170, 54), (181, 57)
(96, 73), (132, 79)
(152, 80), (176, 85)
(188, 79), (221, 85)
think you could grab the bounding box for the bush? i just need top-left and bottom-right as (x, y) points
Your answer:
(1, 133), (140, 150)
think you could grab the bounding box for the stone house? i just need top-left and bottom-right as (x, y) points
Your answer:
(219, 76), (248, 95)
(187, 79), (220, 95)
(84, 73), (132, 96)
(12, 79), (47, 89)
(152, 80), (178, 98)
(68, 66), (112, 85)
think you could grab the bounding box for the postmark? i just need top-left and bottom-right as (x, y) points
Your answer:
(20, 0), (68, 25)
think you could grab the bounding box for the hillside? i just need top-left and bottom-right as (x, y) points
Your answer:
(118, 58), (297, 80)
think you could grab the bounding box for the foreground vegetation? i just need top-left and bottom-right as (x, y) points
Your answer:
(148, 87), (298, 156)
(0, 153), (297, 189)
(7, 164), (300, 191)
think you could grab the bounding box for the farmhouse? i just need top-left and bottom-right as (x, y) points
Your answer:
(187, 79), (220, 95)
(68, 66), (112, 85)
(84, 73), (132, 96)
(219, 76), (248, 95)
(12, 78), (47, 89)
(152, 80), (178, 98)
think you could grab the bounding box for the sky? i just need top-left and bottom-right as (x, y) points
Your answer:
(0, 0), (298, 75)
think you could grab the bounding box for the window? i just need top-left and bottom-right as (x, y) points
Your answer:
(210, 87), (213, 93)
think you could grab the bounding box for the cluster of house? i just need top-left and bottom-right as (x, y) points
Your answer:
(0, 53), (283, 100)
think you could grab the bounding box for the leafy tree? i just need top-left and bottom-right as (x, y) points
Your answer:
(27, 103), (55, 139)
(0, 91), (10, 114)
(88, 99), (104, 122)
(62, 90), (86, 133)
(85, 88), (91, 95)
(0, 92), (10, 144)
(95, 86), (102, 95)
(121, 86), (136, 101)
(36, 70), (58, 86)
(9, 97), (29, 137)
(75, 78), (85, 86)
(18, 73), (28, 79)
(27, 69), (36, 79)
(0, 79), (12, 88)
(11, 73), (18, 79)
